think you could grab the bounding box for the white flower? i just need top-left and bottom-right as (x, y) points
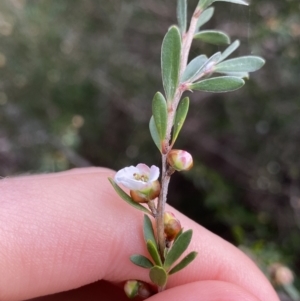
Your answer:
(114, 163), (160, 191)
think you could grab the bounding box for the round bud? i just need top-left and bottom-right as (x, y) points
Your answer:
(164, 212), (182, 241)
(167, 149), (193, 171)
(124, 280), (139, 299)
(138, 282), (153, 298)
(124, 280), (154, 299)
(269, 263), (294, 286)
(130, 180), (161, 203)
(130, 190), (148, 203)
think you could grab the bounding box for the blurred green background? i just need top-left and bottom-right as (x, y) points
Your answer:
(0, 0), (299, 298)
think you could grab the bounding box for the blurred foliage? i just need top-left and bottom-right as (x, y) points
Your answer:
(0, 0), (300, 298)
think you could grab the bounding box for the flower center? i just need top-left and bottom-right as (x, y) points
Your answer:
(133, 173), (149, 182)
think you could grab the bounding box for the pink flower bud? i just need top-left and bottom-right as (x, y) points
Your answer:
(164, 212), (182, 241)
(130, 180), (161, 203)
(167, 150), (193, 171)
(269, 263), (294, 286)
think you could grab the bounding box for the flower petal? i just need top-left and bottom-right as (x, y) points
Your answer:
(149, 165), (160, 181)
(114, 164), (160, 191)
(118, 177), (147, 191)
(136, 163), (150, 175)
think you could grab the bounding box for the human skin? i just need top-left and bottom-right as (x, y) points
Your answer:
(0, 168), (280, 301)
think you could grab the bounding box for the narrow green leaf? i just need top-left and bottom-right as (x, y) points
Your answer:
(169, 251), (198, 275)
(152, 92), (167, 141)
(196, 7), (214, 30)
(216, 71), (249, 79)
(147, 240), (162, 266)
(130, 254), (154, 269)
(194, 30), (230, 45)
(181, 55), (208, 83)
(173, 228), (184, 244)
(189, 76), (245, 93)
(218, 40), (240, 62)
(149, 116), (162, 153)
(192, 52), (221, 81)
(283, 284), (300, 301)
(177, 0), (187, 35)
(149, 266), (168, 287)
(214, 0), (248, 6)
(143, 215), (157, 249)
(198, 0), (213, 9)
(161, 26), (181, 102)
(215, 56), (265, 73)
(164, 229), (193, 269)
(172, 97), (189, 145)
(183, 52), (220, 83)
(108, 178), (152, 215)
(198, 0), (248, 10)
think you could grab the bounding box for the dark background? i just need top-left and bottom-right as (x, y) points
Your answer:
(0, 0), (299, 297)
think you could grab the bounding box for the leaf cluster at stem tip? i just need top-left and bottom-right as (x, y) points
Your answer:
(148, 0), (264, 152)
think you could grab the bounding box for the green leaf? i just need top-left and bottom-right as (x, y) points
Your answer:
(147, 240), (162, 266)
(215, 56), (265, 73)
(130, 254), (154, 269)
(189, 76), (245, 93)
(164, 229), (193, 270)
(218, 40), (240, 62)
(108, 178), (152, 215)
(172, 97), (189, 145)
(169, 251), (198, 275)
(161, 26), (181, 102)
(177, 0), (187, 35)
(173, 228), (184, 244)
(149, 266), (168, 287)
(143, 215), (157, 249)
(194, 30), (230, 45)
(181, 55), (208, 83)
(198, 0), (212, 9)
(182, 52), (220, 83)
(198, 0), (248, 10)
(196, 7), (214, 30)
(214, 0), (248, 5)
(192, 52), (221, 81)
(152, 92), (167, 141)
(149, 116), (162, 153)
(216, 71), (249, 79)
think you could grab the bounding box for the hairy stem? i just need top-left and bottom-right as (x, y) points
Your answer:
(180, 6), (202, 77)
(156, 154), (169, 258)
(156, 4), (202, 260)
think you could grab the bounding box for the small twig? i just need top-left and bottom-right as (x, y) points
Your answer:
(155, 3), (203, 263)
(180, 6), (202, 77)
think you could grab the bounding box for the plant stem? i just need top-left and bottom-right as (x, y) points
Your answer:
(283, 284), (300, 301)
(156, 4), (202, 261)
(180, 6), (202, 77)
(156, 154), (170, 258)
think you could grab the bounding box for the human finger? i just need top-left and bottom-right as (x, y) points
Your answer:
(148, 280), (261, 301)
(0, 168), (279, 301)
